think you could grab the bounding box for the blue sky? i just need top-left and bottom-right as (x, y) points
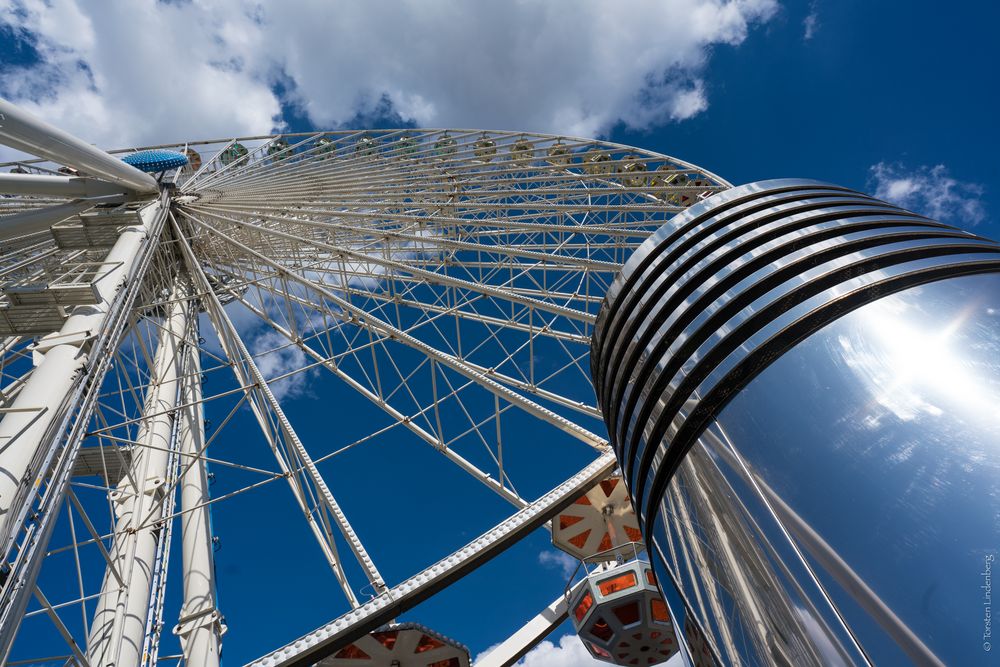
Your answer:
(1, 0), (998, 665)
(621, 0), (998, 238)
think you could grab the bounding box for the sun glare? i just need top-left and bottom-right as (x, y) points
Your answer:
(853, 299), (1000, 426)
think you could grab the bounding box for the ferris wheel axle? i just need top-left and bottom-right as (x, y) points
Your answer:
(0, 98), (158, 194)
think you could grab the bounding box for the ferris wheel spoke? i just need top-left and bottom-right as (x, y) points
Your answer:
(253, 270), (591, 348)
(271, 302), (577, 501)
(179, 139), (237, 192)
(202, 233), (603, 420)
(216, 282), (594, 509)
(0, 242), (60, 276)
(196, 202), (624, 272)
(250, 450), (617, 667)
(0, 372), (31, 409)
(230, 288), (532, 503)
(207, 329), (363, 606)
(182, 206), (597, 324)
(31, 585), (92, 667)
(80, 421), (284, 481)
(175, 220), (387, 603)
(0, 339), (32, 390)
(385, 286), (599, 415)
(386, 291), (589, 344)
(200, 198), (659, 239)
(182, 138), (268, 193)
(189, 213), (608, 334)
(63, 487), (124, 586)
(208, 171), (550, 207)
(66, 495), (93, 642)
(182, 212), (609, 454)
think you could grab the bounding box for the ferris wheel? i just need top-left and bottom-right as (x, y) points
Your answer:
(0, 99), (730, 666)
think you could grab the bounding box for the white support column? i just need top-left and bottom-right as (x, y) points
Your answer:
(86, 286), (191, 667)
(0, 200), (160, 544)
(474, 594), (568, 667)
(173, 324), (224, 667)
(174, 221), (380, 605)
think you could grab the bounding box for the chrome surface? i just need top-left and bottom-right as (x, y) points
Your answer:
(592, 179), (1000, 665)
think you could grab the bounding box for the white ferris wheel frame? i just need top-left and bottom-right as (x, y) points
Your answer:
(0, 98), (730, 666)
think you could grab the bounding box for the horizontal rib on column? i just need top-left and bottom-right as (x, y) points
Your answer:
(590, 178), (1000, 532)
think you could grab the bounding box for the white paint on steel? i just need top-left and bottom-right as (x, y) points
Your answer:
(0, 173), (130, 198)
(473, 594), (569, 667)
(0, 202), (156, 545)
(0, 99), (157, 193)
(180, 212), (609, 451)
(188, 206), (597, 324)
(0, 194), (126, 241)
(176, 222), (384, 603)
(247, 451), (616, 667)
(218, 292), (531, 509)
(173, 325), (225, 667)
(86, 285), (192, 666)
(0, 119), (733, 664)
(0, 199), (168, 665)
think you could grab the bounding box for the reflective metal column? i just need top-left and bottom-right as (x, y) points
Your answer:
(592, 179), (1000, 666)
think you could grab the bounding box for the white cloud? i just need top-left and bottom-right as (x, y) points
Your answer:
(538, 549), (580, 579)
(0, 0), (283, 153)
(264, 0), (779, 137)
(803, 2), (819, 40)
(516, 634), (606, 666)
(250, 327), (312, 400)
(869, 162), (987, 226)
(475, 633), (605, 667)
(1, 0), (778, 152)
(202, 296), (317, 402)
(480, 632), (684, 667)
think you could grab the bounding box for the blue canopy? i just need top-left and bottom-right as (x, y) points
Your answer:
(121, 149), (188, 173)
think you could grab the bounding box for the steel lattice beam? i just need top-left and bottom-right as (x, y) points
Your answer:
(248, 451), (616, 667)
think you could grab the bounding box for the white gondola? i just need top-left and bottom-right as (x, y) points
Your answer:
(354, 133), (379, 157)
(509, 137), (535, 166)
(267, 138), (290, 160)
(434, 133), (457, 158)
(569, 559), (679, 666)
(546, 141), (571, 167)
(552, 476), (643, 562)
(183, 147), (203, 173)
(395, 134), (419, 159)
(473, 135), (497, 161)
(618, 154), (649, 188)
(583, 148), (613, 175)
(318, 622), (470, 667)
